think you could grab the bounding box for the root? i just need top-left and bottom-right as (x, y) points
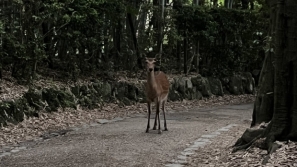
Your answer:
(232, 122), (268, 152)
(262, 142), (281, 165)
(232, 121), (283, 165)
(232, 134), (262, 153)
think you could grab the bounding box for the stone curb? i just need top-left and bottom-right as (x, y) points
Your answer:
(165, 124), (238, 167)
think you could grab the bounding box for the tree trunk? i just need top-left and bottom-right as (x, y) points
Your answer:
(127, 13), (142, 69)
(234, 0), (297, 162)
(241, 0), (249, 9)
(173, 0), (183, 73)
(251, 3), (277, 126)
(183, 33), (188, 74)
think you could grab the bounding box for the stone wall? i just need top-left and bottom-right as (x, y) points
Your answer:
(0, 72), (255, 126)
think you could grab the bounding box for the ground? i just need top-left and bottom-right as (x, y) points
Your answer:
(0, 71), (296, 166)
(0, 101), (296, 167)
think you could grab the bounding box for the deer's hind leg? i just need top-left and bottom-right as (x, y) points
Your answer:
(153, 100), (159, 130)
(162, 100), (168, 131)
(157, 100), (162, 134)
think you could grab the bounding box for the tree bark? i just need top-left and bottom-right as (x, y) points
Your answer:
(234, 0), (297, 160)
(127, 13), (142, 69)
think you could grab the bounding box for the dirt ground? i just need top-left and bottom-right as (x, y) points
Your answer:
(0, 95), (296, 166)
(0, 103), (255, 167)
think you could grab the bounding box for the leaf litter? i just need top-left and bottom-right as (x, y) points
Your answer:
(187, 125), (297, 167)
(2, 71), (296, 165)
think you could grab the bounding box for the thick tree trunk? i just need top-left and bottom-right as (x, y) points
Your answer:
(234, 0), (297, 161)
(251, 3), (277, 126)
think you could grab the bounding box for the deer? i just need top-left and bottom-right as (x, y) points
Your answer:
(145, 56), (170, 134)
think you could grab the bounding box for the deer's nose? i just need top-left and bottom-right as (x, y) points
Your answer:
(149, 68), (153, 72)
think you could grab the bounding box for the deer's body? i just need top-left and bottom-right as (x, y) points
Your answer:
(145, 57), (170, 134)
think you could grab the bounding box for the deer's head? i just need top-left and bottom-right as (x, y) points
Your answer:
(145, 57), (156, 73)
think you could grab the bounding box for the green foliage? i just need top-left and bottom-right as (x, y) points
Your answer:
(1, 1), (268, 81)
(174, 7), (268, 76)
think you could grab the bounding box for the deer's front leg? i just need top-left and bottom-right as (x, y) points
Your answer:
(146, 102), (151, 133)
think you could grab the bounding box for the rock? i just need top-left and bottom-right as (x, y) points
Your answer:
(191, 75), (212, 97)
(169, 77), (195, 100)
(0, 99), (28, 126)
(113, 81), (143, 102)
(113, 117), (124, 121)
(176, 77), (192, 94)
(200, 134), (217, 138)
(0, 152), (11, 157)
(252, 69), (261, 85)
(42, 88), (76, 111)
(24, 89), (44, 110)
(93, 81), (111, 98)
(229, 75), (244, 95)
(169, 89), (182, 101)
(71, 85), (80, 97)
(241, 72), (255, 94)
(96, 119), (109, 124)
(208, 77), (223, 96)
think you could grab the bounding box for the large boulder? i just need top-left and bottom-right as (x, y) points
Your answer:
(24, 88), (44, 110)
(208, 77), (224, 96)
(252, 69), (261, 86)
(178, 77), (192, 91)
(241, 72), (255, 94)
(174, 77), (199, 100)
(229, 75), (244, 95)
(191, 75), (212, 97)
(92, 81), (112, 98)
(220, 77), (230, 94)
(113, 81), (143, 103)
(0, 99), (31, 126)
(42, 88), (76, 111)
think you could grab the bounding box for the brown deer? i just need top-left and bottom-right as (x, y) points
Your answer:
(145, 57), (170, 134)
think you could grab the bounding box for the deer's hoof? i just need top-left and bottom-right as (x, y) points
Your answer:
(164, 128), (168, 131)
(158, 130), (162, 134)
(153, 127), (156, 130)
(146, 129), (149, 133)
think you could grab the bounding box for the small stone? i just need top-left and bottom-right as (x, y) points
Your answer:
(18, 146), (26, 150)
(211, 131), (221, 135)
(177, 155), (187, 161)
(96, 119), (109, 124)
(165, 164), (184, 167)
(217, 128), (229, 131)
(184, 147), (197, 152)
(113, 117), (124, 121)
(0, 152), (11, 157)
(196, 138), (210, 142)
(50, 133), (59, 136)
(11, 149), (20, 153)
(2, 146), (11, 152)
(70, 127), (80, 131)
(90, 123), (99, 127)
(201, 134), (217, 138)
(177, 159), (188, 164)
(191, 141), (208, 148)
(180, 151), (194, 156)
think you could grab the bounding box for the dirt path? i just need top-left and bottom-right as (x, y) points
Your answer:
(0, 103), (253, 167)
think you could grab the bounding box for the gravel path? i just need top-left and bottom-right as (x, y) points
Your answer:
(0, 103), (253, 167)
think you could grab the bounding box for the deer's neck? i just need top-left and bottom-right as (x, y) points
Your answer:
(147, 71), (158, 89)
